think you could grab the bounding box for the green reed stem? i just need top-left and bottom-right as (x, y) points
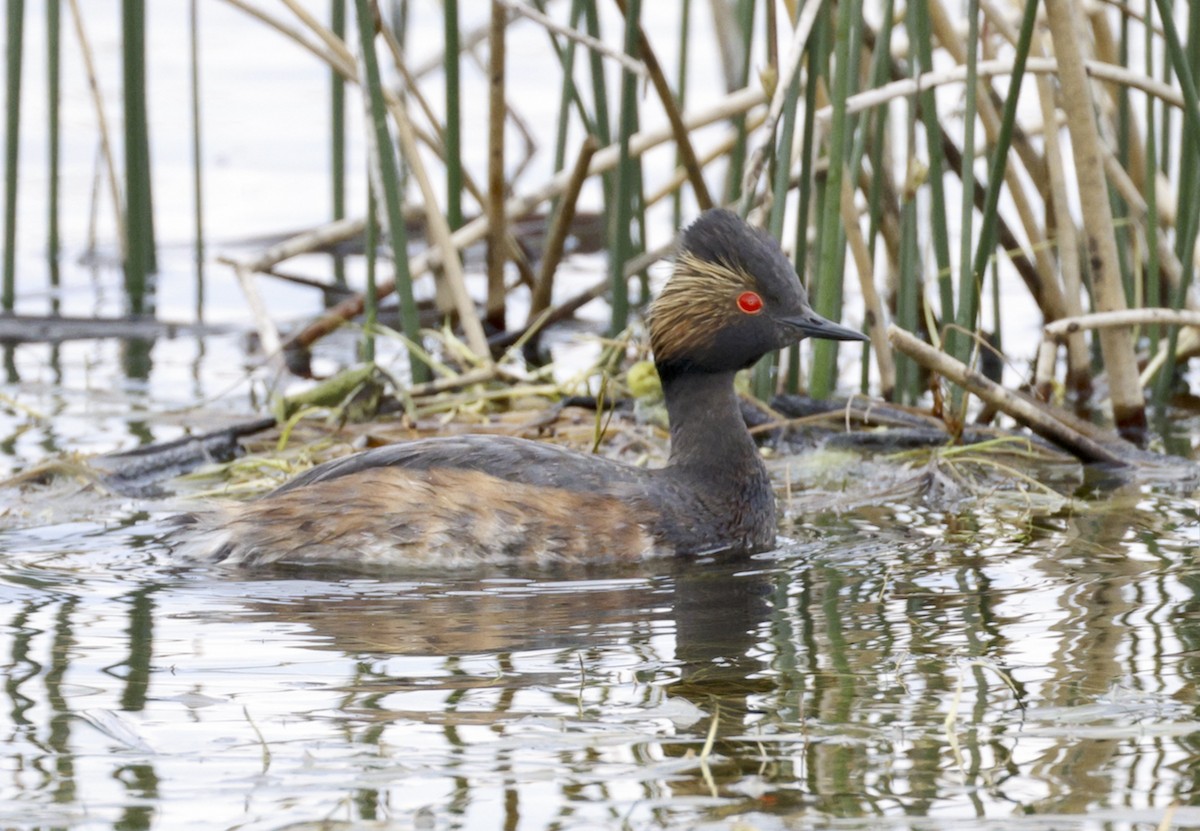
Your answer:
(752, 69), (803, 401)
(582, 0), (613, 227)
(1182, 3), (1200, 234)
(909, 0), (952, 337)
(1154, 0), (1200, 251)
(581, 4), (612, 146)
(990, 256), (1001, 357)
(849, 0), (894, 393)
(792, 9), (824, 275)
(851, 1), (892, 183)
(354, 0), (427, 383)
(895, 178), (921, 402)
(443, 0), (462, 231)
(363, 184), (377, 363)
(3, 0), (24, 312)
(47, 0), (61, 296)
(189, 0), (204, 315)
(768, 83), (801, 241)
(786, 10), (827, 394)
(122, 0), (156, 315)
(1144, 0), (1162, 367)
(632, 128), (649, 305)
(841, 7), (867, 180)
(1114, 187), (1135, 308)
(1152, 0), (1200, 396)
(1177, 3), (1200, 268)
(949, 0), (980, 368)
(609, 0), (642, 335)
(549, 0), (584, 197)
(969, 0), (1037, 299)
(809, 0), (861, 399)
(1159, 28), (1174, 176)
(538, 0), (595, 137)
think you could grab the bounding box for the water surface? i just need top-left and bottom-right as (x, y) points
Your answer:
(3, 472), (1200, 830)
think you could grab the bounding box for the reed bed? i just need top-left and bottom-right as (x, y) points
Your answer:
(7, 0), (1200, 457)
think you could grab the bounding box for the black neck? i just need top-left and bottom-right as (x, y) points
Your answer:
(658, 364), (764, 478)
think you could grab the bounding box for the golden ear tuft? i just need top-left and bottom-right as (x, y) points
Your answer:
(648, 252), (759, 363)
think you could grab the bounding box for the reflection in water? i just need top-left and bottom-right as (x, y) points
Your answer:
(2, 498), (1200, 829)
(121, 337), (155, 384)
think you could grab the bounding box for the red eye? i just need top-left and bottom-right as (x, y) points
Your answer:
(736, 291), (764, 314)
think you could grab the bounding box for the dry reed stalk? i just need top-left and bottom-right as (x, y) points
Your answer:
(282, 86), (769, 350)
(740, 0), (826, 204)
(66, 0), (126, 261)
(831, 57), (1186, 121)
(856, 160), (902, 288)
(232, 262), (282, 358)
(529, 136), (597, 323)
(376, 26), (490, 359)
(405, 365), (500, 398)
(220, 0), (350, 73)
(1033, 31), (1090, 396)
(708, 0), (744, 93)
(645, 110), (767, 206)
(495, 0), (645, 75)
(222, 1), (494, 359)
(888, 325), (1127, 465)
(929, 0), (1047, 186)
(1144, 328), (1200, 388)
(927, 0), (1064, 323)
(375, 31), (542, 283)
(280, 0), (355, 68)
(614, 0), (713, 210)
(410, 19), (491, 79)
(486, 0), (507, 333)
(1036, 310), (1200, 398)
(1044, 0), (1145, 434)
(1087, 4), (1147, 191)
(1101, 148), (1187, 294)
(975, 0), (1049, 184)
(226, 218), (365, 274)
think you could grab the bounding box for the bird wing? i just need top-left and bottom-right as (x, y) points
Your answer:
(270, 434), (657, 498)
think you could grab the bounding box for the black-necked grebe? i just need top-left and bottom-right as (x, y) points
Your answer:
(176, 209), (867, 567)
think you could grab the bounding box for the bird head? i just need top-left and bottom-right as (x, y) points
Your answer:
(648, 209), (867, 376)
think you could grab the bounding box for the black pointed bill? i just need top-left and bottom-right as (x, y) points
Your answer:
(782, 311), (869, 342)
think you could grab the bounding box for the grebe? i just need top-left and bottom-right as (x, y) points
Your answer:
(176, 209), (866, 567)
